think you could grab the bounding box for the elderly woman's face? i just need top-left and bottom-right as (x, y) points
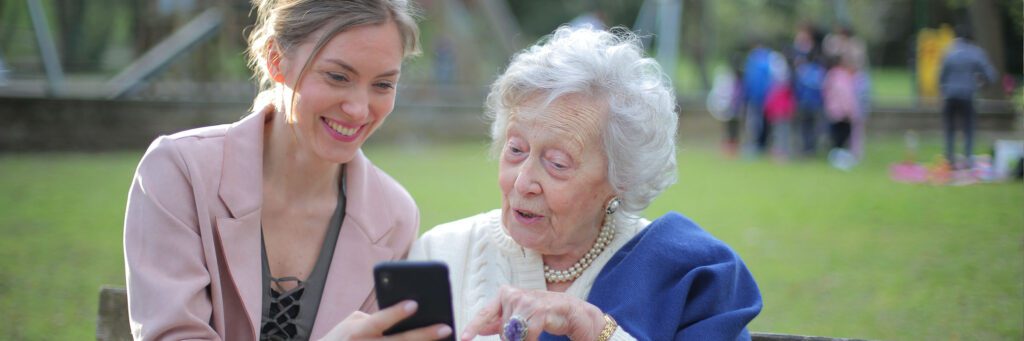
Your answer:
(498, 96), (616, 256)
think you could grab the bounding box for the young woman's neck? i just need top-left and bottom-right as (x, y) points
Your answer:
(262, 108), (342, 201)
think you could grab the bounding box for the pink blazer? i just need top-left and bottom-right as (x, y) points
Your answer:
(123, 107), (419, 340)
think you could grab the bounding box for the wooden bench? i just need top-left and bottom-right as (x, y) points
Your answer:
(97, 286), (866, 341)
(97, 286), (132, 341)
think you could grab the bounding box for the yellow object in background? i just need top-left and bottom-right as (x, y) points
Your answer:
(916, 24), (954, 98)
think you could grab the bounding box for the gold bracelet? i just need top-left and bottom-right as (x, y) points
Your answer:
(596, 313), (618, 341)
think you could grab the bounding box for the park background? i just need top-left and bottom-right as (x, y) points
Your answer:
(0, 0), (1022, 339)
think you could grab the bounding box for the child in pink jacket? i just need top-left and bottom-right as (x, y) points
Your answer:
(823, 59), (861, 158)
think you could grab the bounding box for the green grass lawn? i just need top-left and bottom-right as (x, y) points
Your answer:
(1, 136), (1021, 340)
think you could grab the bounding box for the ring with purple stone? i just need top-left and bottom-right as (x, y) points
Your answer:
(502, 315), (528, 341)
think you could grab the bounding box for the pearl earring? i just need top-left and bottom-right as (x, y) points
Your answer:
(605, 197), (621, 215)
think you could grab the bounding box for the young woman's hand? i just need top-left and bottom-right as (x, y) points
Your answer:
(321, 300), (453, 341)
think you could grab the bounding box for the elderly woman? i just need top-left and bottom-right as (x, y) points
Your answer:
(410, 26), (762, 341)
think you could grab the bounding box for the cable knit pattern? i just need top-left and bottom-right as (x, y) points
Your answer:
(409, 209), (647, 340)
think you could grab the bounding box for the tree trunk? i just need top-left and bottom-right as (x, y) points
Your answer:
(686, 0), (711, 92)
(968, 0), (1006, 98)
(477, 0), (523, 56)
(57, 1), (84, 71)
(0, 2), (18, 53)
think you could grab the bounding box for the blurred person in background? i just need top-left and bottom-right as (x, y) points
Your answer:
(790, 24), (827, 157)
(850, 30), (871, 163)
(824, 25), (870, 160)
(939, 24), (998, 170)
(742, 39), (775, 157)
(764, 49), (796, 161)
(707, 49), (747, 157)
(412, 26), (762, 341)
(823, 55), (861, 170)
(790, 22), (816, 62)
(123, 1), (454, 340)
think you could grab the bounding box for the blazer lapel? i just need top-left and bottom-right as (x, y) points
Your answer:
(310, 151), (399, 338)
(215, 213), (262, 336)
(219, 107), (269, 221)
(310, 219), (394, 338)
(215, 107), (272, 336)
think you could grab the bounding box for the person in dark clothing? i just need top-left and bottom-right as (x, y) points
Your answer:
(939, 24), (998, 169)
(790, 23), (826, 157)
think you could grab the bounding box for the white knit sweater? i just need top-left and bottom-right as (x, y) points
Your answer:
(410, 209), (647, 341)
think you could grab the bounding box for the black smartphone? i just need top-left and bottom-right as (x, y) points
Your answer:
(373, 260), (456, 340)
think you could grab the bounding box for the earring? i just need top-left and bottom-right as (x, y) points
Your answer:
(605, 197), (621, 215)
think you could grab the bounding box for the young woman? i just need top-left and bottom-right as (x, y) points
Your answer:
(123, 1), (451, 340)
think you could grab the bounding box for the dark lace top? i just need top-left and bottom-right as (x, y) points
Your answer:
(260, 169), (346, 341)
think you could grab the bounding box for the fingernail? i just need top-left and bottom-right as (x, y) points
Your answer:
(403, 301), (418, 313)
(460, 331), (473, 340)
(437, 325), (453, 337)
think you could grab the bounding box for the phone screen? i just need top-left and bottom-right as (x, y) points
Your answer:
(373, 261), (456, 340)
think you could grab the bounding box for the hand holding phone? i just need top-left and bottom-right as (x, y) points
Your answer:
(374, 261), (456, 341)
(320, 300), (453, 340)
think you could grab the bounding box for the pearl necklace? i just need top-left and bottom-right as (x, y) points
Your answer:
(543, 216), (616, 283)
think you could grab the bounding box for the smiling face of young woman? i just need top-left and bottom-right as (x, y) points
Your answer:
(497, 95), (616, 257)
(271, 21), (404, 164)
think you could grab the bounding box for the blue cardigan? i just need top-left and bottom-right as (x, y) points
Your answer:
(541, 212), (763, 341)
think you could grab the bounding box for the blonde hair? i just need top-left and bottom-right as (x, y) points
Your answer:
(246, 0), (420, 106)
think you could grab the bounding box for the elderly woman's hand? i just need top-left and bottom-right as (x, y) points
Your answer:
(461, 285), (608, 341)
(321, 300), (453, 341)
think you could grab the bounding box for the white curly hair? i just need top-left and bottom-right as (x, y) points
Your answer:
(486, 25), (679, 221)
